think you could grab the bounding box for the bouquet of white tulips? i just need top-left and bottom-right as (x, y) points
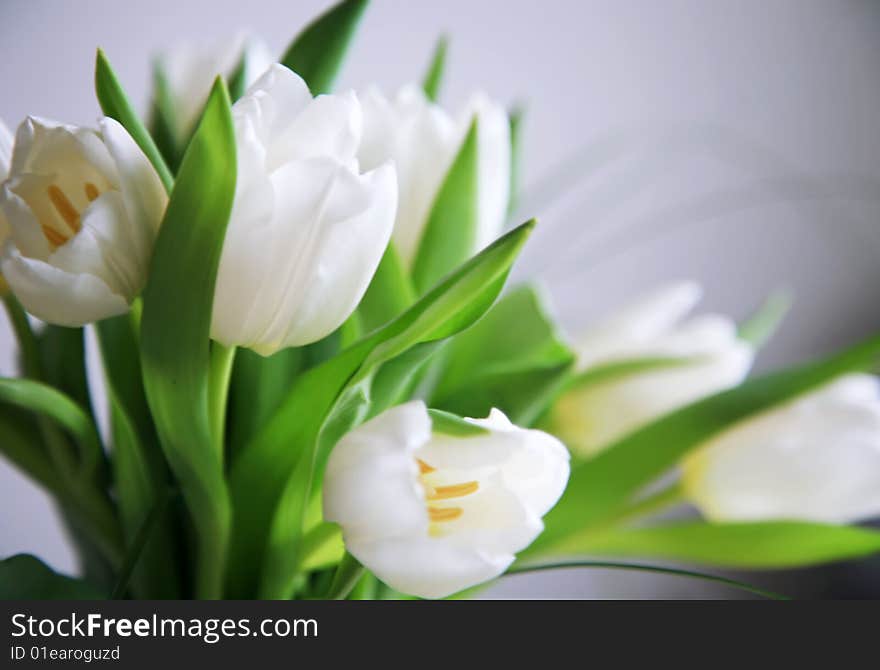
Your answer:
(3, 0), (880, 601)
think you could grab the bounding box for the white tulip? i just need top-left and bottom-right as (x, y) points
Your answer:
(0, 117), (167, 326)
(550, 282), (753, 456)
(211, 65), (397, 355)
(682, 374), (880, 524)
(358, 85), (510, 268)
(323, 400), (570, 599)
(160, 34), (273, 139)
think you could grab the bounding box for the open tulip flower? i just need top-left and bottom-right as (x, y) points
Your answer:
(0, 116), (167, 325)
(4, 0), (880, 603)
(323, 401), (570, 598)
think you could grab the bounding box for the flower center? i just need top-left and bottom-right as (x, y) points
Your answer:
(41, 182), (100, 249)
(417, 459), (479, 530)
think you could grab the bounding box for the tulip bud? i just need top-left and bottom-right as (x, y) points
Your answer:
(159, 34), (273, 140)
(683, 373), (880, 524)
(323, 401), (570, 599)
(210, 65), (397, 355)
(358, 85), (510, 268)
(0, 117), (168, 325)
(548, 282), (753, 456)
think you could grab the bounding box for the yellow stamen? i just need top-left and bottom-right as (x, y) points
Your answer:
(427, 481), (479, 500)
(41, 225), (68, 248)
(84, 182), (100, 202)
(47, 185), (81, 233)
(417, 459), (435, 474)
(428, 507), (463, 522)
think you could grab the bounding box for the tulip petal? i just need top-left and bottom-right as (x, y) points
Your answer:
(51, 191), (145, 300)
(251, 158), (395, 351)
(461, 92), (511, 252)
(324, 402), (431, 542)
(100, 117), (168, 236)
(270, 90), (361, 168)
(347, 535), (513, 599)
(0, 244), (128, 326)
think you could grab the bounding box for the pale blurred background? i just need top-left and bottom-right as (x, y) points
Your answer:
(2, 0), (880, 598)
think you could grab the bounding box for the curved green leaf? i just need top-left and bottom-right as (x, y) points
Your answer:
(95, 49), (173, 192)
(280, 0), (369, 94)
(528, 332), (880, 555)
(140, 78), (235, 599)
(0, 555), (102, 600)
(550, 521), (880, 570)
(0, 378), (101, 477)
(412, 119), (479, 293)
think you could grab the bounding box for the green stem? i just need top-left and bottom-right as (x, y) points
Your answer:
(507, 560), (790, 600)
(208, 343), (236, 460)
(2, 295), (43, 378)
(110, 490), (172, 599)
(326, 552), (364, 600)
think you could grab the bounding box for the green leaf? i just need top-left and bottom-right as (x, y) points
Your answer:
(738, 291), (792, 349)
(0, 378), (102, 478)
(550, 521), (880, 569)
(430, 284), (574, 425)
(0, 555), (102, 599)
(140, 78), (236, 599)
(428, 409), (490, 436)
(357, 243), (416, 333)
(412, 120), (479, 294)
(147, 61), (181, 174)
(421, 35), (448, 102)
(97, 315), (180, 599)
(95, 49), (173, 192)
(280, 0), (369, 94)
(0, 405), (60, 493)
(227, 221), (534, 598)
(528, 332), (880, 556)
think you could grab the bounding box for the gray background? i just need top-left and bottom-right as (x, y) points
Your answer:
(2, 0), (880, 597)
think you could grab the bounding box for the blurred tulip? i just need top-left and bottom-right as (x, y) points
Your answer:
(358, 85), (510, 267)
(549, 282), (753, 456)
(0, 117), (167, 325)
(211, 64), (397, 355)
(159, 33), (273, 139)
(323, 401), (569, 599)
(683, 373), (880, 524)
